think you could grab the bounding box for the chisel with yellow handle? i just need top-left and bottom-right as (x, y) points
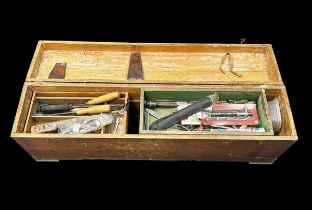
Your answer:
(38, 91), (122, 114)
(74, 104), (111, 115)
(86, 92), (120, 105)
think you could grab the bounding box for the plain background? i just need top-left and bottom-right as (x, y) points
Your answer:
(0, 3), (309, 199)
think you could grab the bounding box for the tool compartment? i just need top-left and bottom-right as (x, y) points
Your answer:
(140, 89), (274, 135)
(11, 41), (297, 163)
(23, 91), (129, 134)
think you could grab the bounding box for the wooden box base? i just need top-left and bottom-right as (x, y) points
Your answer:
(11, 83), (297, 163)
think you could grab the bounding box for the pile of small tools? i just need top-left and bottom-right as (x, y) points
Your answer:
(32, 92), (126, 134)
(144, 93), (265, 133)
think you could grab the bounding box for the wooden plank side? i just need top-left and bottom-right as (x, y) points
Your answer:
(28, 82), (142, 100)
(11, 84), (33, 133)
(40, 41), (272, 52)
(23, 91), (37, 133)
(26, 41), (46, 79)
(266, 45), (284, 85)
(12, 136), (295, 162)
(28, 78), (283, 85)
(265, 88), (297, 137)
(279, 87), (297, 137)
(11, 133), (297, 141)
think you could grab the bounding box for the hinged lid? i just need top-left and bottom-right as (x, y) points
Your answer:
(26, 41), (283, 85)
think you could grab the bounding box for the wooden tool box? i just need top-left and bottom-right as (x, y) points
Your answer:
(11, 41), (297, 163)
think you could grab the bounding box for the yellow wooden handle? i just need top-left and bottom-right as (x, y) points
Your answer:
(74, 105), (110, 115)
(86, 92), (120, 105)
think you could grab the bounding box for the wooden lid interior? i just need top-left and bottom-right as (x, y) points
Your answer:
(27, 41), (283, 85)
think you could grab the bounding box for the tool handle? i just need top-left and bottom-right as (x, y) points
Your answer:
(74, 105), (111, 115)
(86, 92), (120, 105)
(149, 94), (218, 130)
(39, 104), (72, 113)
(145, 101), (178, 109)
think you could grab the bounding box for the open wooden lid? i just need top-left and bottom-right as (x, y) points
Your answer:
(26, 41), (283, 85)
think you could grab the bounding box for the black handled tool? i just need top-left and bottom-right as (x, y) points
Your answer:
(144, 101), (180, 109)
(38, 103), (124, 114)
(38, 104), (89, 113)
(149, 94), (219, 130)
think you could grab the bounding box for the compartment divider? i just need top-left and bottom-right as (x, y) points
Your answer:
(23, 91), (37, 133)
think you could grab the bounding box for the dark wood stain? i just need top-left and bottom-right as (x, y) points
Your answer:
(49, 63), (67, 79)
(127, 53), (143, 80)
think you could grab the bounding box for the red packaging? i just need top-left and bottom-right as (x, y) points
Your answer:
(198, 103), (260, 126)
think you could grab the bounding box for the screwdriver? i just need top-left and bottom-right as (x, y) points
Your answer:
(39, 104), (124, 114)
(144, 101), (180, 109)
(47, 104), (124, 115)
(39, 103), (124, 113)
